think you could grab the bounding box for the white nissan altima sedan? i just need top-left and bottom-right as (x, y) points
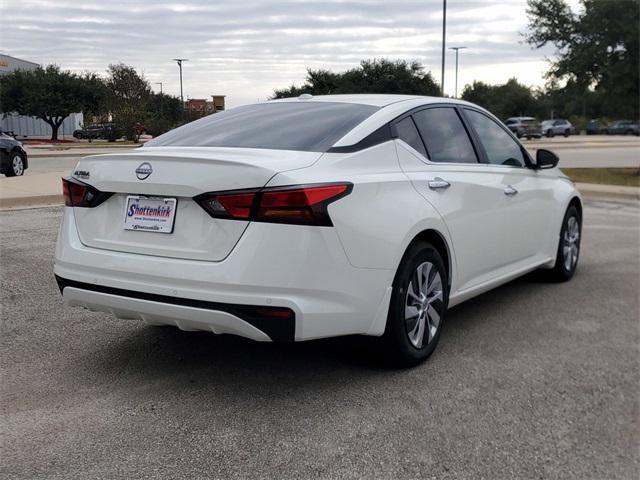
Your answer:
(54, 94), (582, 366)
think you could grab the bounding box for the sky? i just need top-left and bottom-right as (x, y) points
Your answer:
(0, 0), (582, 107)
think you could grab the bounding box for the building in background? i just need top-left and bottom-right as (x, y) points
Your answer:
(0, 54), (39, 75)
(185, 95), (226, 116)
(0, 54), (83, 139)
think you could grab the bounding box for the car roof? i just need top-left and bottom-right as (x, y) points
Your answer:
(267, 94), (483, 147)
(269, 93), (471, 108)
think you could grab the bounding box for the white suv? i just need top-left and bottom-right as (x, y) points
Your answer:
(54, 95), (582, 366)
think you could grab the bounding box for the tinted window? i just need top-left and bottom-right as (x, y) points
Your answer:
(394, 116), (427, 157)
(146, 102), (379, 152)
(412, 108), (478, 164)
(465, 109), (526, 167)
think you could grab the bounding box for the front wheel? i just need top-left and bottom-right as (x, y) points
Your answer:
(564, 129), (570, 137)
(548, 205), (581, 282)
(383, 242), (448, 367)
(4, 151), (25, 177)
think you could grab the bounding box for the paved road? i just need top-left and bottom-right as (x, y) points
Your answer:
(1, 200), (638, 479)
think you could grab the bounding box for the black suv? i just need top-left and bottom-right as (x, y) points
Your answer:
(0, 129), (28, 176)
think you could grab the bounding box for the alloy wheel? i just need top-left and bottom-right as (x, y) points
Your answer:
(405, 261), (443, 348)
(563, 216), (580, 271)
(12, 155), (24, 176)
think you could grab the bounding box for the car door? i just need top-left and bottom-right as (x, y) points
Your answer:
(393, 106), (508, 292)
(462, 108), (556, 267)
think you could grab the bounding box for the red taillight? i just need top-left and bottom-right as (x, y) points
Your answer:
(216, 192), (256, 220)
(195, 183), (351, 226)
(62, 177), (112, 208)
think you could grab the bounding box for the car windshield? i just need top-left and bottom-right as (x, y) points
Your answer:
(146, 101), (379, 152)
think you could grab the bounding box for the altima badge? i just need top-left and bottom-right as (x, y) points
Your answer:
(135, 162), (153, 180)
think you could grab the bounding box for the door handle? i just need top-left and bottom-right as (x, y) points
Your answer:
(504, 185), (518, 196)
(428, 178), (451, 190)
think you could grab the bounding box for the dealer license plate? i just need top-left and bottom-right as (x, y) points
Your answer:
(123, 196), (177, 234)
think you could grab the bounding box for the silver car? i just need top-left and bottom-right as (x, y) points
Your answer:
(541, 119), (574, 138)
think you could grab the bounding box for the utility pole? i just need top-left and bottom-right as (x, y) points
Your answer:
(441, 0), (447, 96)
(172, 59), (188, 107)
(449, 46), (467, 98)
(155, 82), (163, 117)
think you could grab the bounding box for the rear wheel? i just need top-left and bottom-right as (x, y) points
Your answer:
(564, 129), (570, 137)
(548, 205), (581, 282)
(383, 242), (448, 367)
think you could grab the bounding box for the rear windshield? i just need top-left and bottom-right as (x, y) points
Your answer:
(145, 101), (379, 152)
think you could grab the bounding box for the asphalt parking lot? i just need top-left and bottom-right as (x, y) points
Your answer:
(1, 199), (638, 479)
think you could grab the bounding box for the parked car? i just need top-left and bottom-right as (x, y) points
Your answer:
(73, 123), (118, 140)
(541, 119), (574, 137)
(0, 129), (28, 176)
(586, 119), (606, 135)
(606, 120), (639, 136)
(55, 95), (582, 366)
(504, 117), (542, 139)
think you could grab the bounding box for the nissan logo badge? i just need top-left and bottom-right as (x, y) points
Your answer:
(135, 162), (153, 180)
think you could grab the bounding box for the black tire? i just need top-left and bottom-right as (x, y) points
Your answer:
(4, 151), (25, 177)
(564, 129), (570, 137)
(383, 242), (448, 367)
(547, 130), (554, 138)
(547, 205), (581, 282)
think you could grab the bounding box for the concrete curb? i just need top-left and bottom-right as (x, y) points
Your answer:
(0, 194), (64, 210)
(577, 187), (639, 201)
(28, 152), (89, 158)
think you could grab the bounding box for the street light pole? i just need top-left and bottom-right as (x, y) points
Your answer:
(172, 59), (188, 106)
(155, 82), (163, 117)
(441, 0), (447, 96)
(449, 47), (467, 98)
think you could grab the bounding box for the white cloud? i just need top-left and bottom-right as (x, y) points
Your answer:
(0, 0), (561, 106)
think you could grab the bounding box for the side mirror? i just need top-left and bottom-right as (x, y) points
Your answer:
(536, 149), (559, 169)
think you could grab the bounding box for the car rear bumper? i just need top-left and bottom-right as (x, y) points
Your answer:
(54, 207), (394, 341)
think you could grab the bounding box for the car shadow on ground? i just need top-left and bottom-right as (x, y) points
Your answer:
(76, 269), (558, 388)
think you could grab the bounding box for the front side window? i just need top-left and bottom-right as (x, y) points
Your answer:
(465, 109), (526, 167)
(146, 102), (379, 152)
(411, 108), (478, 164)
(394, 116), (427, 157)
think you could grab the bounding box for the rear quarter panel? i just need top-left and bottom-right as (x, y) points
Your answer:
(265, 141), (456, 283)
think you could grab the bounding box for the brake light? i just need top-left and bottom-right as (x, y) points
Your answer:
(62, 177), (112, 208)
(195, 183), (352, 226)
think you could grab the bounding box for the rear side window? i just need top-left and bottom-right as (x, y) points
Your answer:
(146, 102), (379, 152)
(465, 109), (526, 167)
(411, 108), (478, 164)
(394, 116), (427, 157)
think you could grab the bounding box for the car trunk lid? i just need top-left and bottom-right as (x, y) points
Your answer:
(71, 146), (321, 261)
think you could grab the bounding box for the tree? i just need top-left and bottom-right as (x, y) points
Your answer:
(145, 92), (183, 137)
(461, 78), (541, 119)
(525, 0), (639, 118)
(273, 59), (440, 98)
(0, 65), (104, 141)
(105, 63), (152, 141)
